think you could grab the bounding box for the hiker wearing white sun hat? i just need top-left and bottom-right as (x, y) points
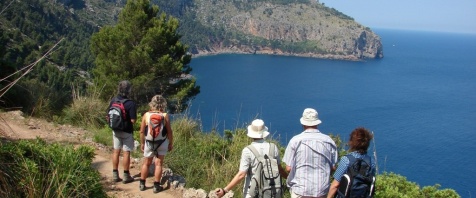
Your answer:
(215, 119), (288, 198)
(283, 108), (338, 198)
(246, 119), (270, 139)
(300, 108), (322, 126)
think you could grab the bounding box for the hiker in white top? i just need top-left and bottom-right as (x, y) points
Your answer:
(283, 108), (338, 198)
(139, 95), (174, 193)
(215, 119), (288, 198)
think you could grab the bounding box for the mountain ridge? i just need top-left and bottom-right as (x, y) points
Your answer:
(155, 0), (384, 60)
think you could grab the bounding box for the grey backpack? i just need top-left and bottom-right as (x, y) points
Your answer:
(247, 143), (283, 198)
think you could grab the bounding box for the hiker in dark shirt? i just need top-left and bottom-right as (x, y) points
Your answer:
(327, 127), (376, 198)
(108, 80), (137, 184)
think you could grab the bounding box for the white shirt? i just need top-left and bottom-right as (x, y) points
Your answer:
(238, 139), (281, 197)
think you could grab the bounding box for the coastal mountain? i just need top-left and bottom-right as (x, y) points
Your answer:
(154, 0), (384, 60)
(1, 0), (383, 111)
(1, 0), (382, 72)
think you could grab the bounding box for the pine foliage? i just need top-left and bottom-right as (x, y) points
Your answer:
(90, 0), (199, 112)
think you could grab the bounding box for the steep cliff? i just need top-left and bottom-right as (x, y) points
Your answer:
(159, 0), (384, 60)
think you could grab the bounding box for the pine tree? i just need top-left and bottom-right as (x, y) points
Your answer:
(90, 0), (199, 112)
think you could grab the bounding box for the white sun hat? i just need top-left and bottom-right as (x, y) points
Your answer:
(300, 108), (322, 126)
(247, 119), (270, 139)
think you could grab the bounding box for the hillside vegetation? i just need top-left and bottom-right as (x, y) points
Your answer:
(0, 112), (460, 197)
(1, 1), (458, 197)
(1, 0), (383, 115)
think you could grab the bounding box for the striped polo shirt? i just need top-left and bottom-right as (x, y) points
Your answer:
(283, 129), (338, 197)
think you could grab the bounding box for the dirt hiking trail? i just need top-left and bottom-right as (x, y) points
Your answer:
(0, 111), (181, 198)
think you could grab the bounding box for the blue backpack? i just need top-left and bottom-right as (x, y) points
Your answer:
(336, 154), (375, 198)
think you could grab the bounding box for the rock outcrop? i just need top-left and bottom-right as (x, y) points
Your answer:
(183, 0), (384, 60)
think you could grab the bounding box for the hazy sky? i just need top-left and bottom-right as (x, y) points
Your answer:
(319, 0), (476, 34)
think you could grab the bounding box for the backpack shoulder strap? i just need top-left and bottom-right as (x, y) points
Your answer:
(144, 112), (151, 120)
(347, 153), (371, 165)
(248, 143), (276, 159)
(346, 154), (356, 163)
(347, 154), (374, 177)
(346, 154), (359, 176)
(362, 154), (371, 165)
(247, 145), (261, 159)
(268, 143), (276, 159)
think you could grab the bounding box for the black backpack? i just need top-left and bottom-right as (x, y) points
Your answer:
(336, 154), (375, 198)
(107, 98), (129, 132)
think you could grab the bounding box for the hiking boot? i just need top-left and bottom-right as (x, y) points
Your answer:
(112, 171), (122, 182)
(153, 182), (163, 193)
(122, 172), (134, 184)
(139, 180), (146, 191)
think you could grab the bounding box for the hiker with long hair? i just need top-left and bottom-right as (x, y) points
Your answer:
(327, 127), (376, 198)
(139, 95), (174, 193)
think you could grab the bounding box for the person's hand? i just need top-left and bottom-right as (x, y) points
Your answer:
(214, 188), (224, 198)
(168, 143), (173, 151)
(140, 144), (144, 152)
(215, 188), (228, 197)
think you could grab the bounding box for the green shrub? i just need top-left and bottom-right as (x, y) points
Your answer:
(375, 172), (460, 198)
(0, 139), (107, 198)
(93, 126), (113, 147)
(60, 86), (107, 128)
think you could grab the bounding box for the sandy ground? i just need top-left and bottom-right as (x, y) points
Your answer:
(0, 111), (181, 198)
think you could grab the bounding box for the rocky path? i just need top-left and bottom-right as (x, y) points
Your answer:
(0, 111), (180, 198)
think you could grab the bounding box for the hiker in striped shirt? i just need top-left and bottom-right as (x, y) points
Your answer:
(283, 108), (338, 198)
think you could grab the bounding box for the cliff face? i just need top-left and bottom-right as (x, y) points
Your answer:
(63, 0), (383, 61)
(185, 0), (384, 60)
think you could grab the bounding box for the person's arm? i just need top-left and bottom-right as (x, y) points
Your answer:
(331, 165), (337, 171)
(215, 170), (247, 197)
(279, 164), (288, 179)
(282, 139), (295, 174)
(164, 113), (173, 151)
(139, 114), (146, 151)
(106, 100), (112, 121)
(129, 101), (137, 124)
(327, 179), (340, 198)
(286, 165), (292, 173)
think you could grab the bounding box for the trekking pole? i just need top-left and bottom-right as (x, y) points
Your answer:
(372, 131), (378, 174)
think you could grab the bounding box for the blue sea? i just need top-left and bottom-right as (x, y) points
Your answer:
(185, 29), (476, 197)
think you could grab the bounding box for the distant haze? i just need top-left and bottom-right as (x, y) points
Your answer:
(319, 0), (476, 34)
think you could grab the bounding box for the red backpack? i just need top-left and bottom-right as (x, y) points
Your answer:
(145, 112), (167, 142)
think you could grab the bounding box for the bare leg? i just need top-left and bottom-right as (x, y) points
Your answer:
(112, 149), (121, 170)
(154, 155), (165, 182)
(123, 151), (131, 171)
(141, 157), (153, 180)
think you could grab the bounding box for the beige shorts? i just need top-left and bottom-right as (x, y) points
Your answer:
(112, 131), (134, 151)
(143, 139), (169, 158)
